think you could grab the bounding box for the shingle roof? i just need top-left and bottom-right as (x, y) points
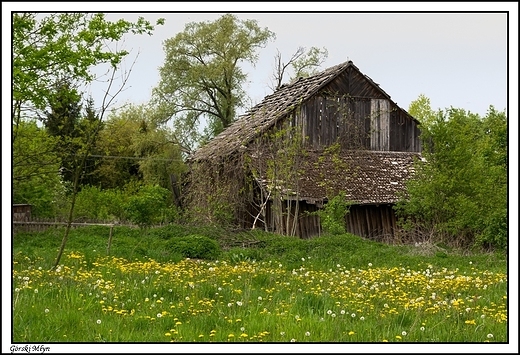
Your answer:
(190, 61), (392, 161)
(251, 150), (420, 205)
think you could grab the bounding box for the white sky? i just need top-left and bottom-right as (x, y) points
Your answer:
(2, 2), (518, 354)
(4, 3), (515, 117)
(88, 9), (511, 117)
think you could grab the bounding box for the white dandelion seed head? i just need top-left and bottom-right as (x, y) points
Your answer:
(351, 313), (356, 318)
(305, 331), (310, 336)
(96, 319), (101, 324)
(402, 331), (407, 336)
(340, 310), (346, 315)
(487, 334), (493, 339)
(327, 310), (333, 315)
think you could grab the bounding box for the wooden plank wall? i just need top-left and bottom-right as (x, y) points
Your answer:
(298, 96), (422, 153)
(370, 99), (390, 151)
(345, 204), (397, 241)
(260, 200), (321, 238)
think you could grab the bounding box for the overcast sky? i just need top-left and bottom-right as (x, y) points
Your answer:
(84, 9), (512, 117)
(3, 3), (516, 118)
(3, 3), (518, 353)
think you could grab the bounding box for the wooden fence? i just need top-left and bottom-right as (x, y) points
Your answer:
(12, 220), (118, 235)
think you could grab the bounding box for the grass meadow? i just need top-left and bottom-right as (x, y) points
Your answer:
(11, 225), (508, 346)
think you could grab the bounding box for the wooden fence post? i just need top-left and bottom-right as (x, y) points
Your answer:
(107, 224), (114, 255)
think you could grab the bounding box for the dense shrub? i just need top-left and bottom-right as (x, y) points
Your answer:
(395, 106), (507, 251)
(124, 185), (171, 228)
(317, 192), (350, 235)
(168, 234), (221, 260)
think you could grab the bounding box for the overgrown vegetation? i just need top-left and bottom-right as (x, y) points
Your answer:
(317, 192), (350, 235)
(12, 13), (507, 258)
(396, 96), (507, 251)
(12, 225), (507, 343)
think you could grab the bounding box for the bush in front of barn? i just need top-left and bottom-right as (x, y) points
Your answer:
(167, 234), (221, 260)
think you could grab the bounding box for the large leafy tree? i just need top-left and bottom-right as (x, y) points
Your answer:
(12, 120), (63, 217)
(152, 14), (275, 150)
(12, 13), (162, 134)
(94, 104), (186, 191)
(396, 99), (507, 251)
(12, 12), (164, 267)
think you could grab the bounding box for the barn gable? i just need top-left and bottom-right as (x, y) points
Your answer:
(191, 60), (420, 162)
(187, 61), (422, 240)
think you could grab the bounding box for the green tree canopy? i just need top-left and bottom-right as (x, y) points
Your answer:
(12, 12), (163, 136)
(396, 99), (507, 251)
(12, 119), (63, 217)
(93, 104), (186, 191)
(152, 14), (275, 150)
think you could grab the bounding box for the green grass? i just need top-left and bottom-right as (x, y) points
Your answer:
(11, 225), (508, 344)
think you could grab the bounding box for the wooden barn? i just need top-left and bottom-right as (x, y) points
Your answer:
(186, 61), (422, 241)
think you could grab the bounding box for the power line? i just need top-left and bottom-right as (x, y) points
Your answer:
(87, 154), (185, 162)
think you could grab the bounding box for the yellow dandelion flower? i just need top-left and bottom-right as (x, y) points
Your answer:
(396, 335), (402, 340)
(228, 334), (235, 338)
(348, 331), (355, 336)
(165, 333), (171, 337)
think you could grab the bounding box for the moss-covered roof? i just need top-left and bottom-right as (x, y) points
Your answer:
(251, 150), (421, 205)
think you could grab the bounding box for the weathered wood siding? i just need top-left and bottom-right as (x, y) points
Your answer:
(263, 201), (321, 238)
(345, 204), (397, 241)
(370, 99), (390, 151)
(295, 95), (420, 152)
(288, 65), (421, 154)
